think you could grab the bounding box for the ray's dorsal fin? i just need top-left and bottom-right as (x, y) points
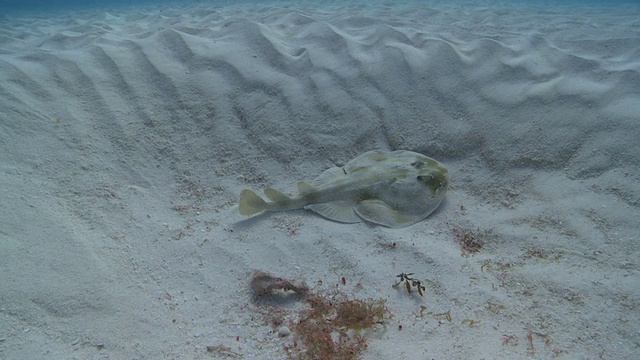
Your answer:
(264, 188), (291, 202)
(239, 189), (268, 216)
(297, 181), (316, 195)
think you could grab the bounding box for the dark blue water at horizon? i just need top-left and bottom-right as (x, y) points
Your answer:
(1, 0), (179, 14)
(1, 0), (638, 16)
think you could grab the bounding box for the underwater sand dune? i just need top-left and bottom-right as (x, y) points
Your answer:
(1, 2), (639, 358)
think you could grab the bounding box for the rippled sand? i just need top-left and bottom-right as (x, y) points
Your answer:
(1, 1), (639, 358)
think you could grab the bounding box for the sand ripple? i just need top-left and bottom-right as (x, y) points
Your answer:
(1, 3), (638, 176)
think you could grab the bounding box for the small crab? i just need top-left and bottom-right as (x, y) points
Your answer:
(393, 273), (426, 296)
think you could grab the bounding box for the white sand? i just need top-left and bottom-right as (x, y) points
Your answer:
(1, 1), (639, 358)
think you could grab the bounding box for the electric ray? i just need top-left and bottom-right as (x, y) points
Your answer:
(238, 150), (449, 228)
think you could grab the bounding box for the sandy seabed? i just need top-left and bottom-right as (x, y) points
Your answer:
(1, 1), (639, 359)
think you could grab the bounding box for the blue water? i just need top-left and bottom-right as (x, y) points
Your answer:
(1, 0), (638, 15)
(0, 0), (209, 15)
(0, 0), (172, 13)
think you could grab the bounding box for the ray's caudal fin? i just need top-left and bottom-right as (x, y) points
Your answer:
(239, 189), (268, 216)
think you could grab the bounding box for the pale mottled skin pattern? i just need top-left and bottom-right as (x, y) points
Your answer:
(239, 150), (448, 228)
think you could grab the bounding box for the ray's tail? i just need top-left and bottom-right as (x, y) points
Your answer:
(239, 189), (268, 216)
